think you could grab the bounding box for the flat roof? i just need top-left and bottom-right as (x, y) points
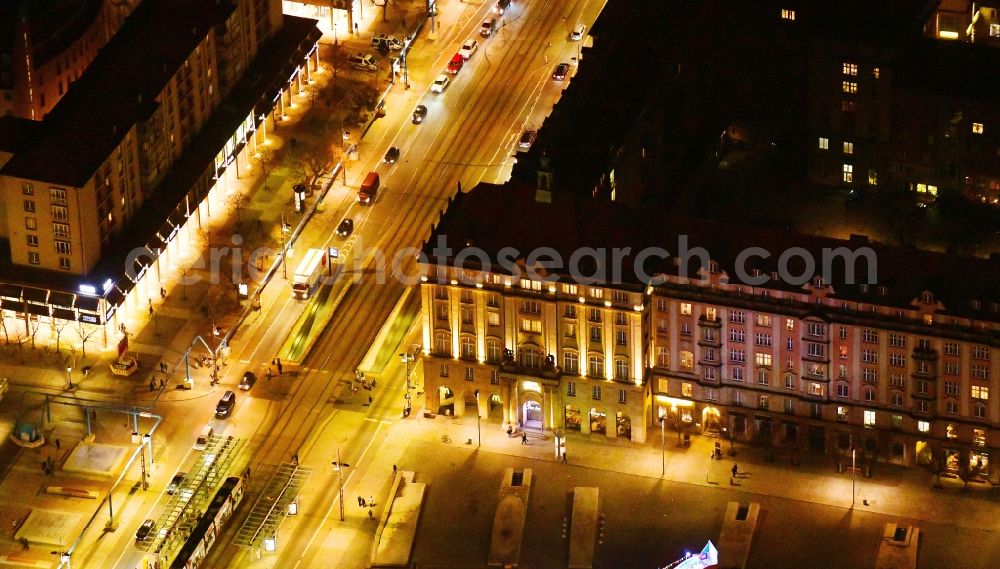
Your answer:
(425, 183), (1000, 323)
(1, 0), (235, 187)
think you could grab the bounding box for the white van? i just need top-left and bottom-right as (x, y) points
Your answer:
(193, 425), (213, 450)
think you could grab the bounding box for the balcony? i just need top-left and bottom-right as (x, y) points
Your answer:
(801, 351), (830, 364)
(499, 351), (562, 381)
(910, 391), (936, 401)
(697, 336), (721, 348)
(698, 315), (722, 328)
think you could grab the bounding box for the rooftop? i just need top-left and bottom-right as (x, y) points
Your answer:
(0, 0), (235, 187)
(424, 183), (1000, 324)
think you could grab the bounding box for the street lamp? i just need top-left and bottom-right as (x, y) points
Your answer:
(400, 352), (413, 417)
(280, 217), (292, 278)
(66, 367), (73, 390)
(332, 450), (350, 521)
(659, 409), (666, 476)
(474, 389), (481, 448)
(851, 445), (857, 508)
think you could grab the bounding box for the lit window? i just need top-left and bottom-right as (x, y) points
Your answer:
(918, 421), (930, 433)
(781, 8), (795, 20)
(680, 302), (692, 315)
(991, 23), (1000, 37)
(842, 81), (857, 94)
(818, 137), (829, 150)
(843, 142), (854, 155)
(972, 386), (990, 400)
(864, 409), (876, 428)
(873, 67), (880, 79)
(842, 164), (853, 183)
(868, 169), (878, 186)
(972, 122), (984, 134)
(842, 62), (858, 76)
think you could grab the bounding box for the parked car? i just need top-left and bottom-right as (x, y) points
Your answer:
(336, 218), (354, 237)
(569, 23), (586, 41)
(384, 146), (401, 164)
(480, 17), (496, 37)
(412, 104), (428, 124)
(459, 39), (479, 60)
(431, 74), (450, 93)
(167, 472), (187, 495)
(135, 519), (156, 541)
(238, 371), (256, 391)
(552, 62), (570, 80)
(348, 54), (378, 72)
(518, 130), (537, 151)
(371, 33), (403, 50)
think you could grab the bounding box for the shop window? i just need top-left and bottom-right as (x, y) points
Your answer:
(946, 424), (958, 439)
(681, 382), (693, 397)
(863, 409), (876, 428)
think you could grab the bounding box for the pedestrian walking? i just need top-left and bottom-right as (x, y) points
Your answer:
(292, 452), (299, 466)
(148, 305), (154, 317)
(160, 287), (166, 299)
(159, 378), (165, 390)
(358, 496), (364, 507)
(149, 379), (156, 392)
(368, 508), (373, 519)
(561, 452), (568, 463)
(392, 464), (398, 476)
(368, 395), (373, 405)
(521, 433), (528, 445)
(276, 359), (283, 375)
(368, 496), (375, 508)
(265, 367), (272, 380)
(55, 438), (61, 450)
(20, 537), (29, 551)
(731, 464), (739, 478)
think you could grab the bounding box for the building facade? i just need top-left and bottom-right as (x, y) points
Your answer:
(419, 183), (1000, 480)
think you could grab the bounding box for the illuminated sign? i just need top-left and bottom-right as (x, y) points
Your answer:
(522, 381), (541, 393)
(79, 284), (97, 295)
(102, 279), (114, 292)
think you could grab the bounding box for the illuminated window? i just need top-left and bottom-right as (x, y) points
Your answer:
(781, 8), (795, 20)
(972, 386), (990, 400)
(818, 137), (829, 150)
(915, 183), (938, 197)
(842, 62), (858, 76)
(873, 67), (880, 79)
(918, 421), (930, 433)
(755, 353), (772, 367)
(868, 169), (878, 186)
(680, 302), (692, 315)
(972, 122), (984, 134)
(842, 81), (857, 94)
(864, 409), (876, 428)
(843, 141), (854, 155)
(679, 351), (694, 371)
(991, 23), (1000, 37)
(682, 382), (693, 397)
(842, 164), (853, 183)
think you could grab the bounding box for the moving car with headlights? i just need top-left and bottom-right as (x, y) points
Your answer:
(570, 23), (586, 41)
(412, 104), (427, 124)
(215, 391), (236, 418)
(384, 146), (401, 164)
(238, 371), (256, 391)
(480, 17), (496, 37)
(552, 62), (570, 80)
(518, 130), (537, 151)
(135, 519), (156, 542)
(495, 0), (511, 15)
(336, 218), (354, 237)
(359, 171), (379, 204)
(447, 53), (464, 74)
(431, 74), (450, 93)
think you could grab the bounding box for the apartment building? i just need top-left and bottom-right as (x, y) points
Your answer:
(0, 0), (320, 342)
(420, 182), (1000, 479)
(0, 0), (140, 120)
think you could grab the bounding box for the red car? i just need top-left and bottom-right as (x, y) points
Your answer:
(447, 53), (464, 74)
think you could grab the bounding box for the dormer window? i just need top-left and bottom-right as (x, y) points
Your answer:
(877, 286), (888, 296)
(921, 291), (933, 304)
(812, 276), (825, 287)
(709, 261), (720, 274)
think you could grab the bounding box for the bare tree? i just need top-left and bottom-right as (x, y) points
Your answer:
(27, 317), (41, 350)
(0, 313), (11, 344)
(252, 147), (277, 189)
(52, 319), (69, 353)
(293, 117), (343, 185)
(229, 190), (251, 224)
(76, 321), (100, 362)
(10, 326), (29, 363)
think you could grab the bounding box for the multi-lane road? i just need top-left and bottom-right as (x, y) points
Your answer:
(96, 1), (606, 568)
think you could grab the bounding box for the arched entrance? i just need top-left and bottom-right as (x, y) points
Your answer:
(589, 408), (607, 435)
(702, 406), (721, 435)
(437, 386), (454, 416)
(565, 405), (582, 431)
(616, 413), (631, 439)
(523, 400), (543, 430)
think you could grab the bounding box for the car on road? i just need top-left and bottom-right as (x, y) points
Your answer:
(371, 33), (403, 51)
(459, 39), (479, 60)
(238, 371), (256, 391)
(167, 472), (187, 495)
(348, 54), (378, 72)
(135, 519), (156, 541)
(480, 17), (496, 37)
(336, 218), (354, 237)
(384, 146), (401, 164)
(552, 62), (570, 80)
(447, 53), (464, 74)
(431, 74), (450, 93)
(215, 390), (236, 419)
(518, 130), (537, 151)
(569, 23), (586, 41)
(412, 104), (427, 124)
